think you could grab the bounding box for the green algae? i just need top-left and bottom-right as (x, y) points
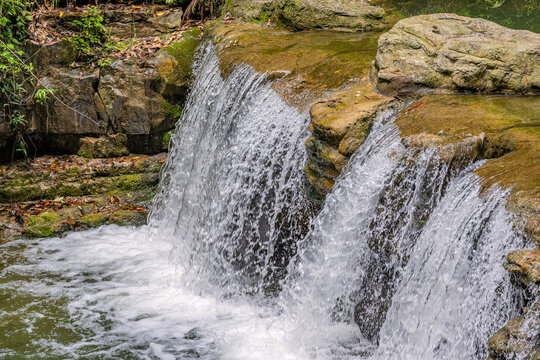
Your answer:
(161, 27), (203, 87)
(211, 23), (381, 110)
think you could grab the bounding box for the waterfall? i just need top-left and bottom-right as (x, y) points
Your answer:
(149, 43), (315, 297)
(278, 113), (525, 358)
(0, 41), (527, 360)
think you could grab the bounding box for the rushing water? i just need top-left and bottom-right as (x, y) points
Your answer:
(0, 44), (527, 359)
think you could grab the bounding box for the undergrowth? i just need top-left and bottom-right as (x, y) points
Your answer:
(0, 0), (54, 158)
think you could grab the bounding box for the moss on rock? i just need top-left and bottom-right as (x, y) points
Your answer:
(211, 22), (381, 110)
(395, 94), (540, 243)
(23, 212), (63, 238)
(160, 27), (203, 89)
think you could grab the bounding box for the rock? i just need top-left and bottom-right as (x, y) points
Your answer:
(78, 134), (129, 158)
(305, 78), (394, 198)
(221, 0), (275, 21)
(154, 11), (184, 32)
(372, 14), (540, 96)
(222, 0), (393, 31)
(34, 67), (102, 135)
(505, 249), (540, 285)
(0, 153), (164, 241)
(212, 22), (380, 109)
(275, 0), (389, 31)
(22, 212), (64, 238)
(488, 301), (540, 360)
(0, 218), (23, 244)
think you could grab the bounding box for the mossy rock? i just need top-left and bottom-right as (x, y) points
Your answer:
(108, 210), (147, 226)
(159, 27), (203, 89)
(22, 212), (63, 238)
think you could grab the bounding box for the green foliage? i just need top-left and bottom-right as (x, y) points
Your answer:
(34, 88), (55, 105)
(393, 0), (540, 32)
(0, 0), (33, 157)
(64, 7), (118, 63)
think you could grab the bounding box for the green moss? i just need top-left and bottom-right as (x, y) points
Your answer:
(161, 101), (183, 120)
(0, 185), (42, 203)
(23, 212), (63, 238)
(109, 210), (147, 226)
(78, 212), (109, 228)
(161, 130), (175, 150)
(161, 27), (203, 86)
(257, 11), (269, 23)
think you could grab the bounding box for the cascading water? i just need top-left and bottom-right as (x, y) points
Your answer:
(149, 43), (315, 296)
(0, 42), (528, 360)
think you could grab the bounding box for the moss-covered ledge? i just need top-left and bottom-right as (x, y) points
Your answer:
(0, 154), (166, 243)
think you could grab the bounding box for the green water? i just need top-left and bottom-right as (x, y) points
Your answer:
(382, 0), (540, 32)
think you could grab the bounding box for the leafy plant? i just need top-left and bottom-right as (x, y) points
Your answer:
(34, 88), (55, 105)
(0, 0), (34, 158)
(64, 6), (116, 63)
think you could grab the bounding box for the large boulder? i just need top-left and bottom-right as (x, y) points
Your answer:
(221, 0), (275, 21)
(372, 14), (540, 96)
(222, 0), (392, 31)
(275, 0), (389, 31)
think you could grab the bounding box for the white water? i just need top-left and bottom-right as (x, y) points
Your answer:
(0, 44), (526, 359)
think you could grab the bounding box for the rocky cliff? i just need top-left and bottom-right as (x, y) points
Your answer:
(0, 6), (202, 162)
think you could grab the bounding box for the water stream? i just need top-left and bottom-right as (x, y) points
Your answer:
(0, 44), (526, 359)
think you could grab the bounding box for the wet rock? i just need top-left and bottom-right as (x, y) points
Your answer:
(78, 134), (129, 158)
(505, 249), (540, 285)
(488, 301), (540, 360)
(305, 78), (395, 198)
(211, 22), (379, 110)
(372, 14), (540, 96)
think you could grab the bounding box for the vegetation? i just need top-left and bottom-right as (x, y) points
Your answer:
(0, 0), (55, 158)
(63, 6), (121, 65)
(392, 0), (540, 32)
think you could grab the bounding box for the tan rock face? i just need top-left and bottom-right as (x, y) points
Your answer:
(372, 14), (540, 96)
(212, 22), (381, 110)
(505, 249), (540, 285)
(306, 78), (395, 197)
